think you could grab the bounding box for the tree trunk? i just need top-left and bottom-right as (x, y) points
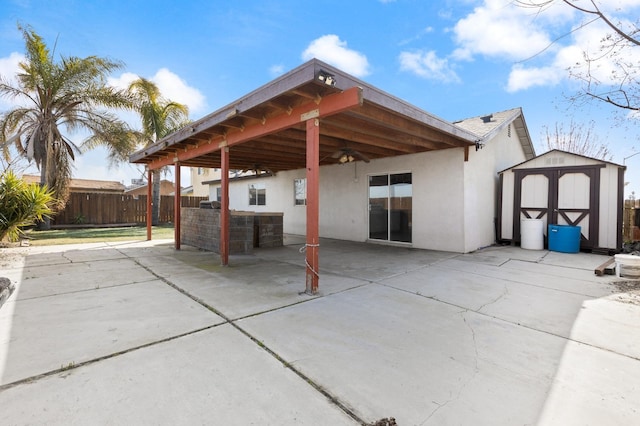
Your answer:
(37, 156), (51, 230)
(152, 169), (161, 226)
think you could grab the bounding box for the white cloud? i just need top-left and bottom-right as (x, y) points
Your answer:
(107, 72), (139, 90)
(0, 52), (25, 108)
(399, 50), (461, 83)
(302, 35), (371, 77)
(0, 52), (23, 82)
(109, 69), (207, 115)
(506, 64), (563, 92)
(269, 64), (285, 76)
(445, 0), (640, 92)
(505, 14), (640, 92)
(152, 68), (206, 114)
(452, 0), (557, 62)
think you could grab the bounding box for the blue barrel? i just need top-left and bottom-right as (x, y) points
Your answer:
(548, 224), (581, 253)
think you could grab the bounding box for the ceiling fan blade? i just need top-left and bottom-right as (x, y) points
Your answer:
(331, 150), (344, 158)
(353, 150), (370, 163)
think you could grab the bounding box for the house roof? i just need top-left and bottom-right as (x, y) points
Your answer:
(124, 179), (177, 194)
(22, 175), (125, 192)
(498, 149), (625, 174)
(454, 107), (536, 160)
(129, 59), (479, 172)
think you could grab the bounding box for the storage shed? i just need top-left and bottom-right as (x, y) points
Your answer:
(498, 150), (625, 253)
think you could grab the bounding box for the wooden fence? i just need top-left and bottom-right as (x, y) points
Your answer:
(624, 199), (640, 242)
(52, 192), (208, 225)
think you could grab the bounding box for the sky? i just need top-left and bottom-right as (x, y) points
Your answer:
(1, 0), (639, 195)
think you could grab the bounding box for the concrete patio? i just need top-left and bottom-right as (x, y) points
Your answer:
(1, 236), (639, 425)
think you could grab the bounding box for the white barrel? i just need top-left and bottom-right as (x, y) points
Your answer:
(520, 219), (544, 250)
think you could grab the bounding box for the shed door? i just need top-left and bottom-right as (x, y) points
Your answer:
(513, 166), (602, 249)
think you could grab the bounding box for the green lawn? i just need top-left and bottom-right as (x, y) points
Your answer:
(27, 225), (175, 246)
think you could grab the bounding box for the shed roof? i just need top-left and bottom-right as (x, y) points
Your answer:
(498, 149), (625, 174)
(129, 59), (478, 172)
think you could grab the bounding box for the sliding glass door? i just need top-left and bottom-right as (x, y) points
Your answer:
(368, 173), (412, 243)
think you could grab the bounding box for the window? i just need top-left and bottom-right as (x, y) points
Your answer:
(215, 187), (221, 202)
(249, 183), (266, 206)
(294, 178), (306, 205)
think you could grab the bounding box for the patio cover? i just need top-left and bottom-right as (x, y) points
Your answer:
(129, 58), (478, 293)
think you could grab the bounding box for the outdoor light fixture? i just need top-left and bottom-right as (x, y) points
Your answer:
(475, 141), (485, 151)
(338, 154), (356, 163)
(317, 70), (336, 86)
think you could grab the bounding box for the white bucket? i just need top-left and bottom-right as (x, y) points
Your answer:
(614, 254), (640, 278)
(521, 219), (544, 250)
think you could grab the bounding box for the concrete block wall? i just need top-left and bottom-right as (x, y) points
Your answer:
(181, 208), (221, 253)
(255, 215), (283, 248)
(181, 208), (283, 254)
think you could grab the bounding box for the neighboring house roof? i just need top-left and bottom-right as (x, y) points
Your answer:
(21, 175), (125, 193)
(125, 179), (178, 196)
(498, 149), (625, 174)
(454, 107), (536, 160)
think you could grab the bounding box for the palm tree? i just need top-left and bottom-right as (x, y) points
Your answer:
(0, 25), (133, 228)
(129, 78), (189, 225)
(88, 77), (189, 225)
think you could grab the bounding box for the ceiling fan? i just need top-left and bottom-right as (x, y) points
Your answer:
(331, 147), (370, 164)
(241, 163), (274, 175)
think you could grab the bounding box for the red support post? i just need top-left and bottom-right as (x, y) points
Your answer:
(305, 118), (320, 294)
(174, 163), (181, 250)
(146, 168), (152, 241)
(220, 146), (230, 265)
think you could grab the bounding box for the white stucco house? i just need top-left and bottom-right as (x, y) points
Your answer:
(200, 107), (536, 253)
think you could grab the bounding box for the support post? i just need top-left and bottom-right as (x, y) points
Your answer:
(305, 118), (320, 294)
(146, 168), (152, 241)
(174, 163), (181, 250)
(221, 146), (230, 265)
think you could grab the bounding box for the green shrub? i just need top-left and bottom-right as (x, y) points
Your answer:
(0, 171), (56, 242)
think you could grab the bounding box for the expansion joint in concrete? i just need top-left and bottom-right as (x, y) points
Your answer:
(119, 248), (369, 425)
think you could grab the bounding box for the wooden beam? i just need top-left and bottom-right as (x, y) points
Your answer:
(174, 164), (181, 250)
(144, 87), (363, 170)
(305, 118), (320, 294)
(146, 169), (152, 241)
(220, 147), (230, 266)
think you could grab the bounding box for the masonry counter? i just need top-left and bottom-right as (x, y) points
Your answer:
(180, 208), (283, 254)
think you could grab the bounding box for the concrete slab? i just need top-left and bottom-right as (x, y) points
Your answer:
(537, 341), (640, 426)
(440, 258), (615, 298)
(540, 250), (614, 270)
(137, 251), (368, 320)
(239, 284), (568, 425)
(0, 279), (223, 385)
(1, 239), (639, 425)
(460, 245), (549, 264)
(255, 240), (457, 282)
(9, 259), (157, 300)
(0, 325), (357, 425)
(568, 295), (640, 359)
